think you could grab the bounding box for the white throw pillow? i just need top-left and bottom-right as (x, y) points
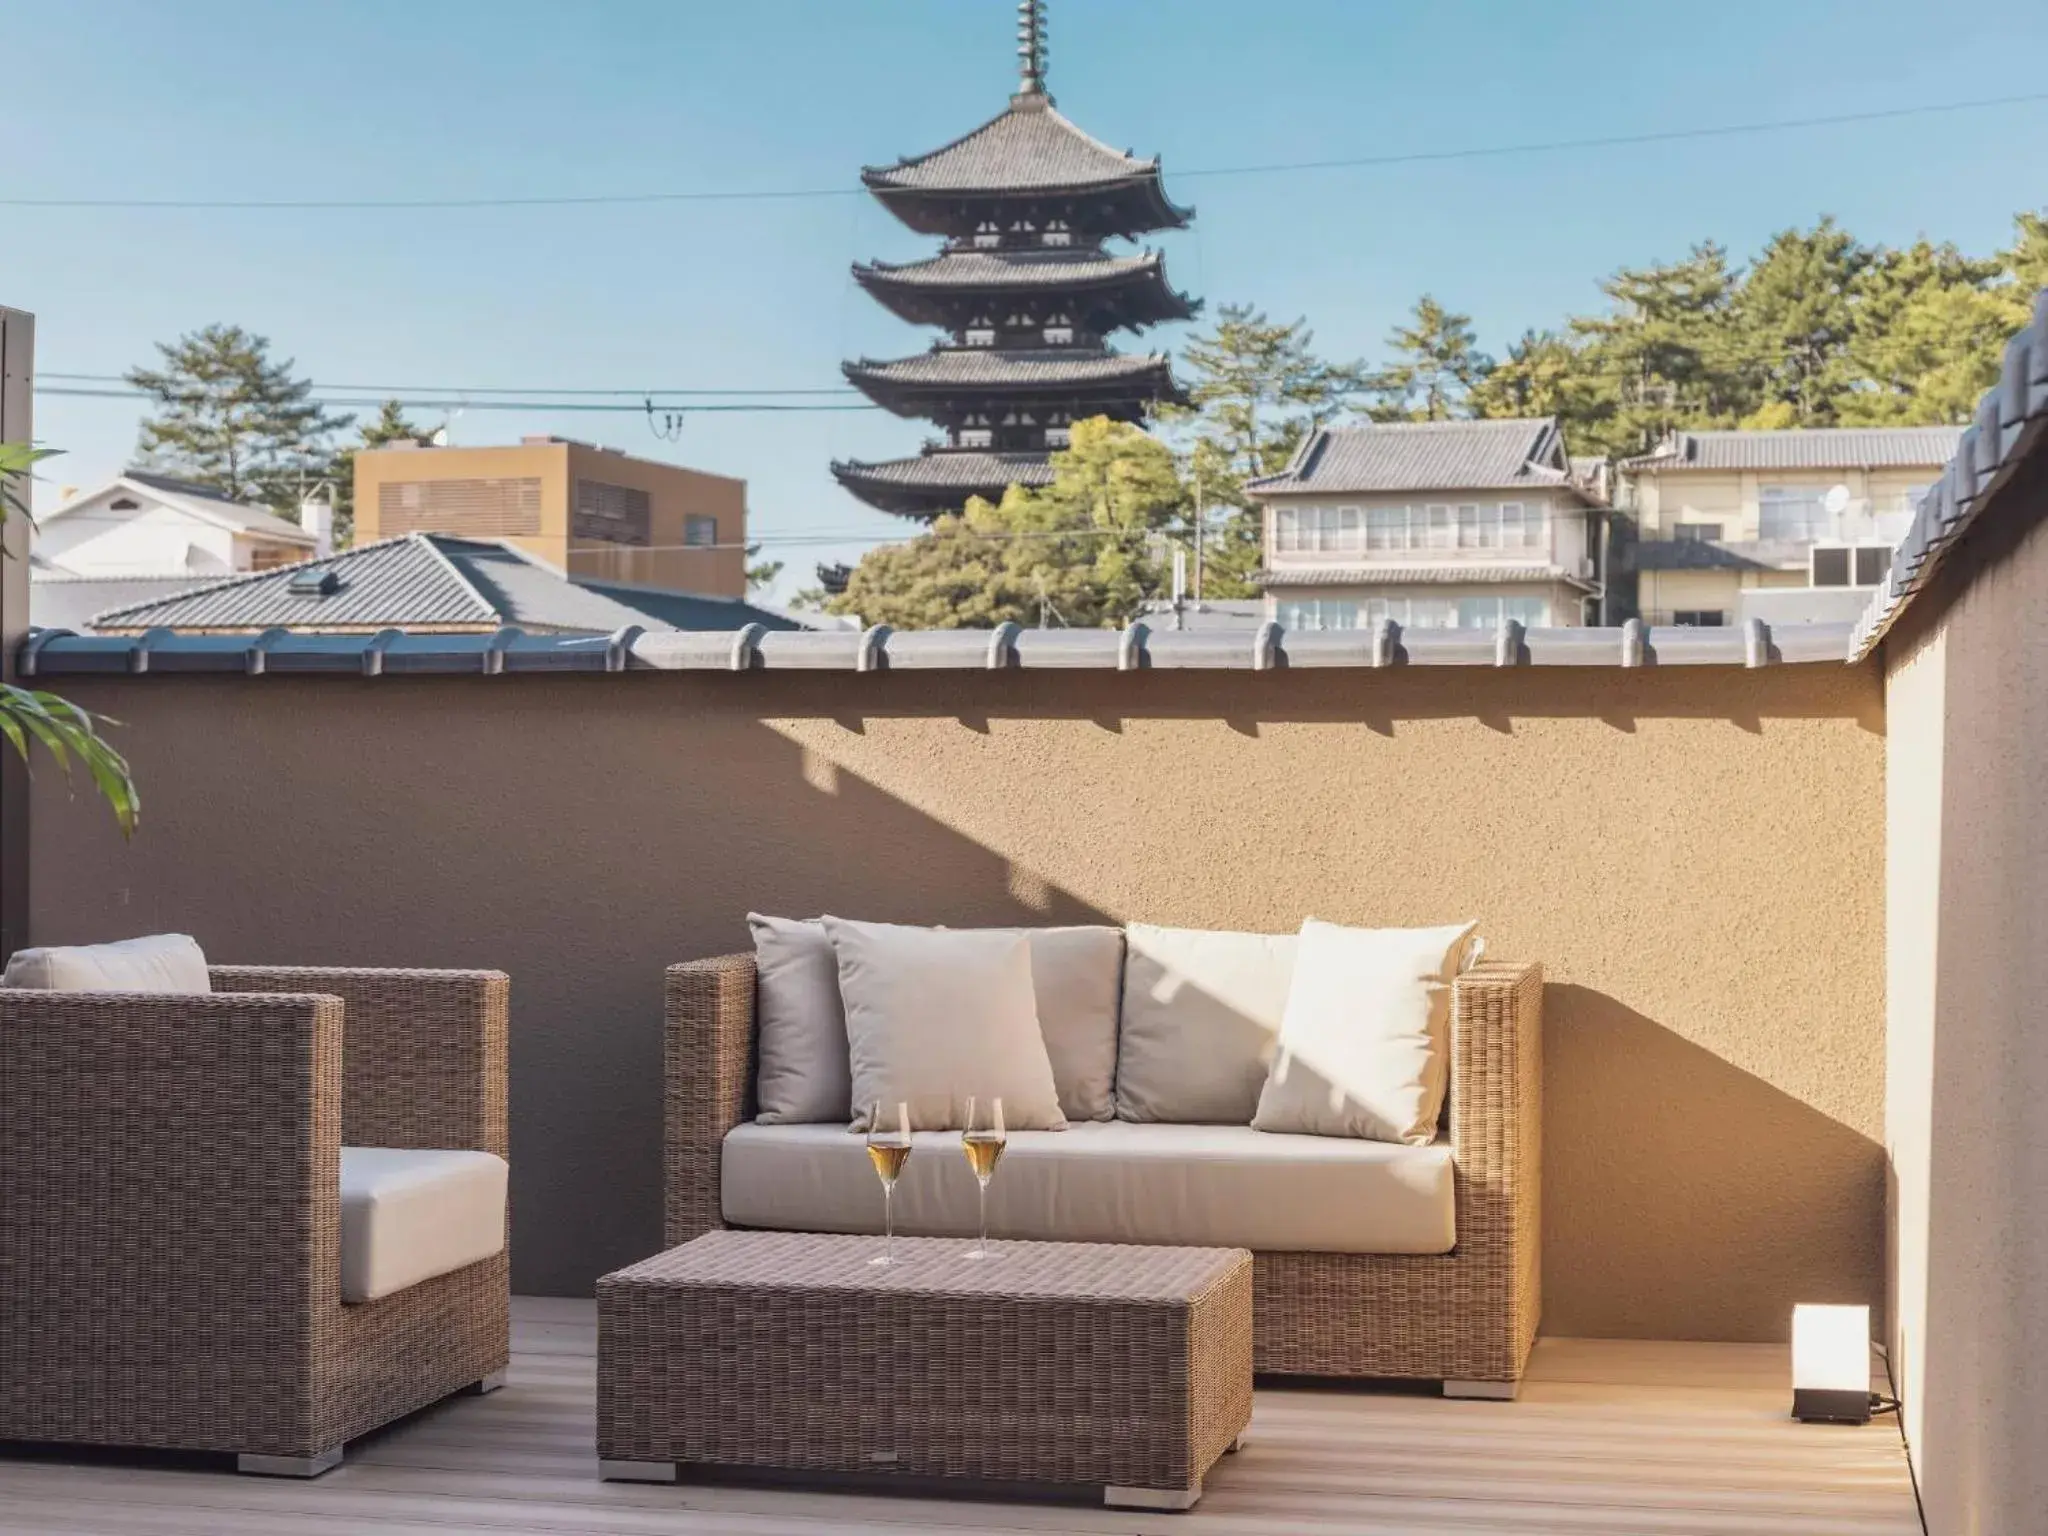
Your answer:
(958, 925), (1123, 1123)
(747, 914), (852, 1124)
(1, 933), (211, 994)
(823, 916), (1066, 1132)
(1252, 919), (1478, 1144)
(1114, 925), (1298, 1124)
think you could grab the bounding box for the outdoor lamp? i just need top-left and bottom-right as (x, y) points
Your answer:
(1791, 1304), (1872, 1423)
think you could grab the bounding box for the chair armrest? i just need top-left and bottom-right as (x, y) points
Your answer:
(0, 989), (343, 1386)
(664, 952), (757, 1245)
(1448, 961), (1544, 1361)
(210, 966), (508, 1156)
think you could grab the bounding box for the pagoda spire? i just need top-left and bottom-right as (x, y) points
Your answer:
(1015, 0), (1049, 100)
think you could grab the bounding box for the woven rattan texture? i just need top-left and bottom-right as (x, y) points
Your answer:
(0, 968), (511, 1459)
(665, 953), (1542, 1385)
(597, 1232), (1252, 1493)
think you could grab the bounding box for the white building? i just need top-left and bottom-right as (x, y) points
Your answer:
(1247, 418), (1606, 630)
(34, 470), (317, 579)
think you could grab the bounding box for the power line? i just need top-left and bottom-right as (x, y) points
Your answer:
(38, 372), (861, 397)
(33, 385), (878, 414)
(6, 91), (2043, 212)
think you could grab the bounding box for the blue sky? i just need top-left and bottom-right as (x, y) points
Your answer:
(9, 0), (2045, 599)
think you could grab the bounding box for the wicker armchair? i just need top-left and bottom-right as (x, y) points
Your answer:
(0, 966), (510, 1474)
(664, 954), (1542, 1393)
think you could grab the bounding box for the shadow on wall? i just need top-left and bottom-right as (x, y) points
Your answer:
(1544, 985), (1884, 1341)
(24, 661), (1886, 1334)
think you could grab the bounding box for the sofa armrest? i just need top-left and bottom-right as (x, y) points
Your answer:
(1447, 961), (1543, 1367)
(0, 988), (343, 1426)
(210, 966), (509, 1156)
(664, 952), (757, 1246)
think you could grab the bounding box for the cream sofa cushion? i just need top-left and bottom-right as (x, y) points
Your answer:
(338, 1147), (508, 1304)
(1253, 919), (1478, 1144)
(722, 1120), (1454, 1255)
(824, 917), (1066, 1132)
(2, 933), (211, 994)
(1115, 925), (1297, 1123)
(962, 925), (1123, 1122)
(747, 914), (851, 1124)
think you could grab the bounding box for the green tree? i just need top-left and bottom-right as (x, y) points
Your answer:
(827, 418), (1179, 629)
(1732, 219), (1872, 426)
(126, 324), (352, 515)
(328, 399), (435, 547)
(1468, 329), (1615, 441)
(0, 443), (138, 833)
(1366, 295), (1493, 421)
(1840, 240), (2010, 425)
(1167, 304), (1367, 596)
(744, 544), (784, 594)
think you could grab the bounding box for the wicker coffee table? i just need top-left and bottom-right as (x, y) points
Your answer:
(596, 1230), (1253, 1510)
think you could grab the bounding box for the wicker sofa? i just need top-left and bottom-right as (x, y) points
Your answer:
(0, 966), (511, 1473)
(664, 950), (1542, 1394)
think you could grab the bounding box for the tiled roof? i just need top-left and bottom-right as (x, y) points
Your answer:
(1246, 419), (1579, 496)
(864, 96), (1159, 195)
(1621, 426), (1964, 472)
(845, 348), (1178, 390)
(84, 533), (799, 634)
(856, 250), (1164, 289)
(1257, 563), (1595, 590)
(831, 452), (1058, 491)
(47, 471), (318, 544)
(1853, 290), (2048, 658)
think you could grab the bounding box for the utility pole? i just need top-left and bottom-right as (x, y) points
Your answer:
(1191, 466), (1205, 602)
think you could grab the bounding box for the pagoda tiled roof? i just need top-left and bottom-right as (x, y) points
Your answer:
(856, 248), (1165, 290)
(864, 94), (1164, 196)
(844, 347), (1179, 391)
(833, 452), (1059, 492)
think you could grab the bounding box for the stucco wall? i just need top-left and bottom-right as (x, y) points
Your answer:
(27, 663), (1885, 1339)
(1883, 478), (2048, 1535)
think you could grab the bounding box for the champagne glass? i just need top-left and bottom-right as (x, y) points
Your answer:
(960, 1095), (1007, 1261)
(865, 1100), (911, 1267)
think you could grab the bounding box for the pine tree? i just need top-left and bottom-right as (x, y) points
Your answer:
(1570, 243), (1749, 455)
(1468, 329), (1614, 441)
(1733, 219), (1871, 426)
(327, 399), (436, 548)
(126, 325), (353, 515)
(1366, 296), (1492, 421)
(1840, 240), (2009, 425)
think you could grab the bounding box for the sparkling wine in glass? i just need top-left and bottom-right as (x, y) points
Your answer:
(961, 1095), (1007, 1261)
(866, 1100), (911, 1267)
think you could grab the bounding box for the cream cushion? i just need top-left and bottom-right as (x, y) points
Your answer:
(1253, 919), (1479, 1144)
(747, 914), (851, 1124)
(338, 1147), (508, 1304)
(823, 917), (1066, 1132)
(2, 933), (211, 994)
(961, 925), (1123, 1122)
(1114, 925), (1298, 1123)
(722, 1120), (1454, 1255)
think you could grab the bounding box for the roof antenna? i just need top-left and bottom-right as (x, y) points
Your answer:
(1016, 0), (1049, 102)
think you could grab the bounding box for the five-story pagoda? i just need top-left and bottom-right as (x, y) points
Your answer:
(833, 0), (1197, 519)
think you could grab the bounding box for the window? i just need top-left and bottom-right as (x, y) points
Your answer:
(1454, 595), (1549, 629)
(1856, 546), (1890, 586)
(1272, 505), (1363, 555)
(1424, 505), (1453, 550)
(1674, 610), (1725, 626)
(1812, 547), (1852, 587)
(1043, 426), (1071, 449)
(1674, 522), (1723, 543)
(380, 476), (542, 536)
(957, 428), (994, 449)
(1811, 544), (1892, 588)
(1042, 326), (1073, 345)
(964, 328), (995, 347)
(1455, 504), (1485, 549)
(248, 545), (303, 572)
(1759, 485), (1830, 542)
(1276, 598), (1359, 630)
(573, 480), (652, 546)
(1366, 506), (1402, 552)
(683, 515), (718, 548)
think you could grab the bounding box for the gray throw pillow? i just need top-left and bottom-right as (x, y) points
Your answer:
(1115, 924), (1298, 1124)
(960, 925), (1123, 1122)
(747, 914), (851, 1124)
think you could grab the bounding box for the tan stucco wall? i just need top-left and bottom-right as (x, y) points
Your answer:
(1633, 466), (1940, 537)
(355, 441), (745, 597)
(28, 664), (1885, 1336)
(1883, 481), (2048, 1535)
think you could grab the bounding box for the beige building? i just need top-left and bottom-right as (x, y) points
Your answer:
(354, 437), (746, 600)
(1623, 426), (1960, 626)
(1248, 419), (1605, 630)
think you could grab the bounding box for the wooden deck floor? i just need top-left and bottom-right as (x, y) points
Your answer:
(0, 1298), (1921, 1534)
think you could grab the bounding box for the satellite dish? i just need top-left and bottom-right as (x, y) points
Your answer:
(1822, 484), (1852, 516)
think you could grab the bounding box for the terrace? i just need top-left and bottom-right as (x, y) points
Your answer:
(2, 292), (2046, 1535)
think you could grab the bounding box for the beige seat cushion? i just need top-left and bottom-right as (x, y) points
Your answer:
(1115, 925), (1297, 1123)
(338, 1147), (508, 1304)
(961, 925), (1123, 1122)
(1253, 919), (1478, 1144)
(1, 933), (210, 994)
(721, 1120), (1454, 1255)
(748, 914), (851, 1124)
(824, 917), (1066, 1132)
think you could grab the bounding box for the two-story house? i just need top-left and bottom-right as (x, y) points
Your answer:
(1246, 418), (1605, 630)
(1621, 426), (1962, 627)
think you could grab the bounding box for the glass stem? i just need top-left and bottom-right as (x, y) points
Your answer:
(884, 1181), (895, 1266)
(977, 1179), (988, 1256)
